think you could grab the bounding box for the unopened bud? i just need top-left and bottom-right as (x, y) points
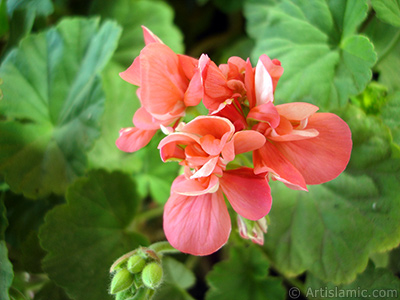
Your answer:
(110, 269), (134, 294)
(127, 255), (146, 274)
(141, 262), (163, 290)
(115, 287), (135, 300)
(237, 215), (268, 245)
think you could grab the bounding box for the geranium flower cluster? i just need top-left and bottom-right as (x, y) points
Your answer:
(117, 27), (352, 256)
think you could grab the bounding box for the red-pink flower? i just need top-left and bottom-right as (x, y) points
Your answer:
(116, 26), (208, 152)
(158, 116), (272, 255)
(251, 102), (352, 190)
(201, 54), (283, 114)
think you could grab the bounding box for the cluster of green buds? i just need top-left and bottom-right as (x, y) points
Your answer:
(109, 246), (164, 300)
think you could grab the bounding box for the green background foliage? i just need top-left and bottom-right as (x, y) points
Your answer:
(0, 0), (399, 299)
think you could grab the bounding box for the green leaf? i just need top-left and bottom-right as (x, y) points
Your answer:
(135, 134), (180, 205)
(6, 0), (53, 16)
(245, 0), (376, 109)
(381, 91), (400, 146)
(34, 282), (72, 300)
(5, 0), (54, 53)
(91, 0), (184, 66)
(0, 18), (121, 198)
(0, 0), (8, 37)
(162, 257), (196, 289)
(0, 198), (12, 300)
(371, 0), (400, 27)
(365, 18), (400, 92)
(206, 245), (286, 300)
(306, 262), (400, 299)
(0, 241), (13, 300)
(87, 62), (142, 174)
(263, 154), (400, 284)
(39, 170), (149, 300)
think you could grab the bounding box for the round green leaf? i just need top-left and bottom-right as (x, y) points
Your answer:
(0, 18), (121, 198)
(365, 18), (400, 93)
(0, 199), (13, 300)
(245, 0), (376, 109)
(306, 262), (400, 299)
(263, 159), (400, 284)
(39, 170), (148, 300)
(371, 0), (400, 27)
(91, 0), (184, 66)
(206, 245), (286, 300)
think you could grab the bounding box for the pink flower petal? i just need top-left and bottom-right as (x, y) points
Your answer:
(253, 142), (307, 191)
(141, 25), (164, 45)
(269, 128), (319, 142)
(247, 101), (280, 128)
(232, 130), (266, 154)
(163, 189), (231, 256)
(140, 43), (188, 116)
(202, 61), (233, 112)
(244, 58), (256, 109)
(220, 168), (272, 220)
(276, 102), (319, 121)
(183, 55), (209, 107)
(274, 113), (352, 184)
(116, 127), (157, 152)
(181, 116), (235, 140)
(133, 107), (164, 130)
(119, 56), (141, 86)
(172, 174), (220, 196)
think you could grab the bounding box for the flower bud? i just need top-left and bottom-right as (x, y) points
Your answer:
(237, 215), (268, 245)
(110, 269), (135, 294)
(127, 255), (146, 274)
(141, 262), (163, 290)
(115, 287), (135, 300)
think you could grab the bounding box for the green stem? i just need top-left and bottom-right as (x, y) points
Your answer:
(376, 30), (400, 66)
(125, 205), (164, 233)
(149, 241), (181, 255)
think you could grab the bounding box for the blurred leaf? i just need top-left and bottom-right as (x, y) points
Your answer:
(152, 257), (196, 300)
(6, 0), (53, 16)
(341, 104), (392, 169)
(87, 62), (142, 174)
(212, 0), (245, 13)
(206, 245), (286, 300)
(388, 246), (400, 275)
(263, 152), (400, 284)
(218, 37), (255, 63)
(0, 198), (12, 300)
(382, 91), (400, 146)
(365, 18), (400, 92)
(0, 241), (13, 300)
(91, 0), (184, 66)
(34, 282), (72, 300)
(245, 0), (376, 109)
(306, 262), (400, 299)
(39, 170), (149, 300)
(5, 0), (53, 53)
(0, 0), (8, 37)
(0, 18), (121, 198)
(135, 134), (180, 205)
(371, 0), (400, 27)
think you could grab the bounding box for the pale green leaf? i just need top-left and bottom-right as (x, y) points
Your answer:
(371, 0), (400, 27)
(365, 18), (400, 92)
(0, 18), (121, 198)
(245, 0), (376, 109)
(39, 170), (148, 300)
(206, 245), (286, 300)
(91, 0), (184, 66)
(306, 262), (400, 299)
(263, 159), (400, 284)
